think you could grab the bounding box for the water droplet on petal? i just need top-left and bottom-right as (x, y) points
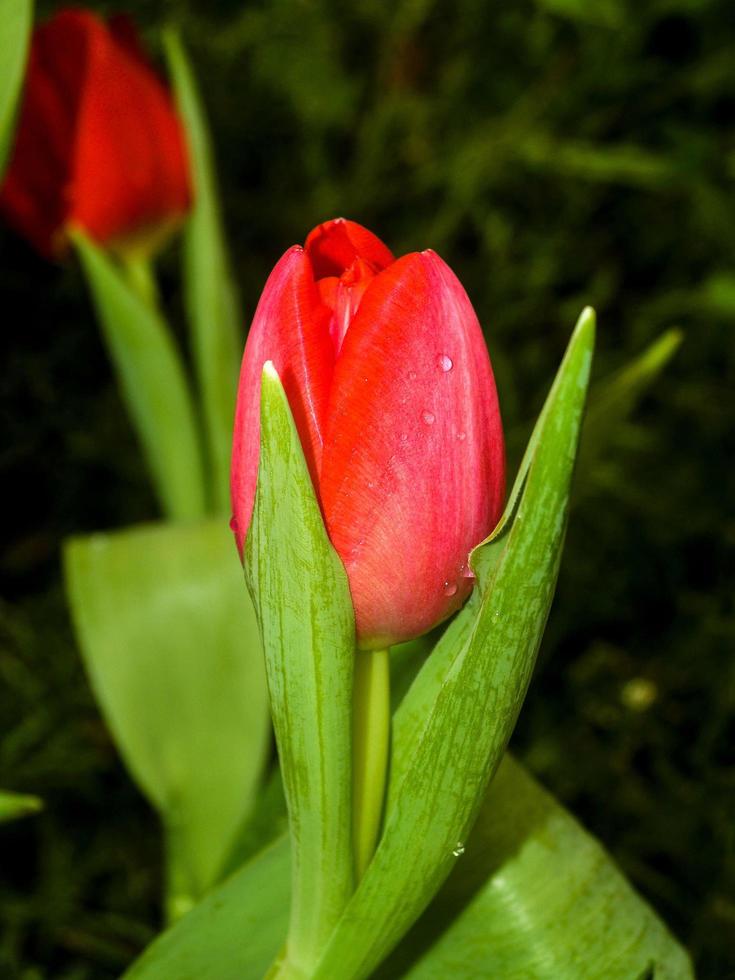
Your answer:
(229, 515), (239, 535)
(456, 430), (466, 442)
(462, 564), (476, 580)
(438, 354), (453, 372)
(443, 580), (458, 597)
(408, 370), (417, 381)
(422, 411), (435, 425)
(452, 842), (465, 857)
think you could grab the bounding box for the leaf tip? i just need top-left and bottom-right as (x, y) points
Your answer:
(576, 305), (597, 343)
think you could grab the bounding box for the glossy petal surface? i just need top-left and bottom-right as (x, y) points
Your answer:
(320, 251), (504, 647)
(305, 218), (394, 278)
(231, 247), (334, 551)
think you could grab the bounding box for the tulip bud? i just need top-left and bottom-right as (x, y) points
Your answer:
(232, 218), (505, 649)
(0, 9), (191, 259)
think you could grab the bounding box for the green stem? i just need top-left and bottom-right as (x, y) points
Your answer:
(122, 254), (160, 310)
(352, 647), (391, 880)
(72, 231), (208, 523)
(164, 820), (196, 925)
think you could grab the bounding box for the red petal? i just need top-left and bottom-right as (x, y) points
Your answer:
(231, 247), (334, 552)
(0, 10), (92, 256)
(0, 9), (191, 256)
(304, 218), (394, 279)
(71, 14), (191, 243)
(320, 251), (505, 647)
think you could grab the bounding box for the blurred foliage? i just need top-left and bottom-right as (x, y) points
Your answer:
(1, 0), (734, 976)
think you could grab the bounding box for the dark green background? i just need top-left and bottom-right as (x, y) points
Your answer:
(1, 0), (733, 976)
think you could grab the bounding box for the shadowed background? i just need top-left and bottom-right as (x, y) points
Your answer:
(0, 0), (733, 976)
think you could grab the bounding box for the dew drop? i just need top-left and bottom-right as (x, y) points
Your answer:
(408, 370), (417, 381)
(443, 580), (458, 597)
(229, 515), (239, 535)
(456, 430), (466, 442)
(422, 410), (435, 425)
(438, 354), (453, 372)
(452, 842), (465, 857)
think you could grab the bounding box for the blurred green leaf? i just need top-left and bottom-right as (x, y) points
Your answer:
(534, 0), (623, 28)
(576, 327), (684, 490)
(381, 755), (693, 979)
(72, 231), (207, 522)
(63, 519), (269, 918)
(702, 273), (735, 315)
(163, 28), (242, 515)
(122, 836), (289, 980)
(246, 365), (354, 974)
(517, 136), (677, 188)
(0, 789), (42, 823)
(311, 309), (595, 980)
(218, 764), (287, 878)
(0, 0), (32, 180)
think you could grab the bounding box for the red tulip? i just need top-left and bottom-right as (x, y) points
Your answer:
(0, 9), (191, 259)
(232, 219), (505, 649)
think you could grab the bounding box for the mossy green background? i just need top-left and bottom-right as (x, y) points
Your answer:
(0, 0), (733, 976)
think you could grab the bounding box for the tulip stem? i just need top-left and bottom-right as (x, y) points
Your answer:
(353, 647), (391, 880)
(122, 254), (160, 311)
(163, 819), (196, 925)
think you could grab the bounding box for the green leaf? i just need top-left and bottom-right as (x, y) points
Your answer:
(63, 519), (269, 917)
(0, 0), (32, 180)
(123, 756), (689, 980)
(246, 364), (355, 975)
(218, 764), (288, 878)
(71, 231), (207, 523)
(380, 755), (693, 979)
(312, 308), (596, 980)
(534, 0), (622, 28)
(123, 836), (290, 980)
(0, 789), (42, 823)
(576, 327), (683, 492)
(163, 28), (243, 515)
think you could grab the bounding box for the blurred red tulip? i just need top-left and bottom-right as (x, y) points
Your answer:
(0, 8), (191, 259)
(232, 219), (505, 649)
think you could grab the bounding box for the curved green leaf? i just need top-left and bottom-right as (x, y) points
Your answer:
(64, 519), (269, 918)
(123, 836), (289, 980)
(381, 755), (692, 979)
(122, 754), (689, 980)
(72, 231), (206, 522)
(246, 365), (354, 975)
(163, 28), (242, 515)
(312, 308), (596, 980)
(575, 327), (683, 496)
(0, 0), (32, 180)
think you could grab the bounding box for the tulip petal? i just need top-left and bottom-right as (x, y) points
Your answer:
(231, 247), (334, 551)
(0, 12), (89, 255)
(0, 9), (191, 257)
(72, 14), (190, 244)
(320, 250), (505, 647)
(305, 218), (394, 278)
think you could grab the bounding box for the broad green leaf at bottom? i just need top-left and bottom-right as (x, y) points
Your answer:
(123, 836), (289, 980)
(379, 755), (693, 979)
(122, 753), (690, 980)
